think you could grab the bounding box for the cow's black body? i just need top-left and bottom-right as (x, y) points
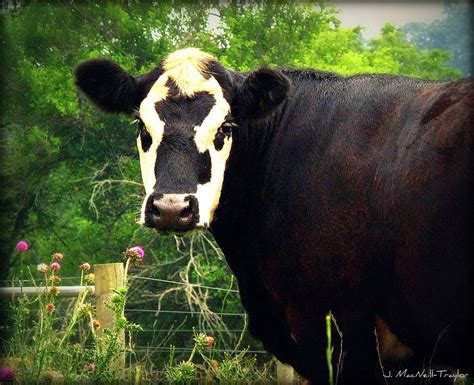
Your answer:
(212, 72), (473, 383)
(75, 52), (473, 384)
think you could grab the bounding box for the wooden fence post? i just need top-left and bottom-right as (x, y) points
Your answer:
(276, 360), (295, 384)
(94, 263), (125, 371)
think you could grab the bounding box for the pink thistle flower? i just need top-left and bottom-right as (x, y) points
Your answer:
(50, 262), (61, 271)
(15, 240), (29, 253)
(0, 367), (14, 381)
(124, 246), (145, 265)
(80, 262), (91, 271)
(46, 303), (55, 311)
(129, 246), (144, 258)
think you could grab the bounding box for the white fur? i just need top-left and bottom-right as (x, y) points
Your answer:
(194, 134), (232, 226)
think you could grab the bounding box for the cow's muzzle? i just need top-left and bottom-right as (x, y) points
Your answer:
(144, 193), (199, 233)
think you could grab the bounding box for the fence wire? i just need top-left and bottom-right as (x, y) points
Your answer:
(130, 275), (239, 293)
(125, 309), (245, 317)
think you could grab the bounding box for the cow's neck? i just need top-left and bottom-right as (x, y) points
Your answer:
(210, 110), (283, 266)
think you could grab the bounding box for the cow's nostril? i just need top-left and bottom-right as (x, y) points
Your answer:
(179, 204), (192, 219)
(151, 200), (161, 217)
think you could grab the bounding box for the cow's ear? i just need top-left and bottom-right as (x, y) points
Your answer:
(74, 59), (140, 114)
(232, 67), (290, 121)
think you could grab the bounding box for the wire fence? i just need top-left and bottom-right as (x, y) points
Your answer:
(1, 275), (239, 293)
(130, 275), (240, 293)
(125, 309), (245, 317)
(0, 276), (82, 284)
(131, 347), (268, 354)
(0, 273), (258, 358)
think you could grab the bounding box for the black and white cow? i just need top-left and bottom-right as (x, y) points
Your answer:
(75, 48), (473, 384)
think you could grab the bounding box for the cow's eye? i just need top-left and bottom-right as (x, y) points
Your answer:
(134, 118), (144, 133)
(220, 122), (236, 135)
(214, 122), (235, 151)
(135, 119), (152, 152)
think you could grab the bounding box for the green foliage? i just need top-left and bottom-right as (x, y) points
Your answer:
(163, 330), (274, 384)
(3, 248), (145, 384)
(6, 259), (95, 383)
(402, 2), (471, 76)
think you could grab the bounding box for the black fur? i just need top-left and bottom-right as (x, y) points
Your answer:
(232, 67), (291, 121)
(74, 59), (140, 113)
(155, 91), (215, 129)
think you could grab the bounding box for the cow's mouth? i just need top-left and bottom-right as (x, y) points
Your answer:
(157, 226), (203, 237)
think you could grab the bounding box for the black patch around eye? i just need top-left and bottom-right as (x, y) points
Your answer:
(137, 120), (152, 152)
(197, 150), (211, 185)
(221, 122), (236, 136)
(213, 122), (234, 151)
(213, 132), (225, 151)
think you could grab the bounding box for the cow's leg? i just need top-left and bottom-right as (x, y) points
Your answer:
(340, 317), (380, 385)
(246, 307), (300, 365)
(286, 307), (381, 385)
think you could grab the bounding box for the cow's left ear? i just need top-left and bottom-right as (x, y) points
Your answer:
(74, 59), (140, 114)
(232, 67), (291, 121)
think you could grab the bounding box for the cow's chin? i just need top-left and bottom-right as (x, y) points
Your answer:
(154, 224), (206, 237)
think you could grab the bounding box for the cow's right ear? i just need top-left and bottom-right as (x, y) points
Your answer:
(74, 59), (140, 114)
(232, 67), (291, 121)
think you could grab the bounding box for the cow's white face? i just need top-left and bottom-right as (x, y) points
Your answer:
(75, 47), (291, 233)
(136, 49), (233, 231)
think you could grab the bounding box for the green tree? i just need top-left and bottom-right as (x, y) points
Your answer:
(0, 1), (217, 279)
(402, 1), (471, 76)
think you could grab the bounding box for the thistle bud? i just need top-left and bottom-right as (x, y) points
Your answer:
(80, 262), (91, 271)
(85, 273), (95, 284)
(205, 336), (215, 347)
(52, 253), (64, 261)
(37, 263), (49, 273)
(49, 286), (60, 296)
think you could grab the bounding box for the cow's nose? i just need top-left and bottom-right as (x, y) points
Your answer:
(147, 197), (196, 231)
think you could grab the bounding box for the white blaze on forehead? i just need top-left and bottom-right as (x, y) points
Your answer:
(162, 48), (215, 97)
(138, 48), (232, 227)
